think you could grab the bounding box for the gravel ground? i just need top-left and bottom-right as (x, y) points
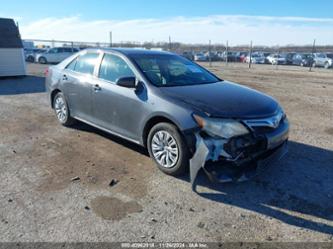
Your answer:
(0, 62), (332, 242)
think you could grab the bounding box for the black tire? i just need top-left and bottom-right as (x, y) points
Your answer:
(324, 62), (330, 69)
(147, 122), (189, 176)
(39, 57), (47, 64)
(27, 56), (35, 63)
(53, 92), (76, 126)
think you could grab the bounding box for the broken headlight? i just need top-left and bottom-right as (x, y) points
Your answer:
(193, 114), (249, 139)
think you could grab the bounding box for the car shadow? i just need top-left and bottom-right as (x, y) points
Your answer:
(189, 140), (333, 235)
(0, 75), (45, 95)
(66, 121), (333, 235)
(69, 121), (149, 156)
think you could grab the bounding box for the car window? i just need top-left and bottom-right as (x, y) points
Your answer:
(66, 58), (77, 71)
(72, 53), (99, 75)
(99, 53), (135, 83)
(48, 48), (57, 53)
(133, 54), (220, 87)
(64, 47), (76, 53)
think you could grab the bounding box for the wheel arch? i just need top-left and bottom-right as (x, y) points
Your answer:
(50, 89), (61, 108)
(142, 115), (182, 148)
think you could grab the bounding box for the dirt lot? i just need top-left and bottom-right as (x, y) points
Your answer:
(0, 62), (332, 242)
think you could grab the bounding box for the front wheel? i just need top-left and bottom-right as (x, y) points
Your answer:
(324, 62), (330, 69)
(147, 122), (189, 176)
(53, 92), (76, 126)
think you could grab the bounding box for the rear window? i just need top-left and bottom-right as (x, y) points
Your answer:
(66, 52), (99, 75)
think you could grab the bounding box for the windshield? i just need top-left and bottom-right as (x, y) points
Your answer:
(131, 54), (220, 87)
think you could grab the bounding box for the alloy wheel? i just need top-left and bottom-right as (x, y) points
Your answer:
(151, 130), (179, 168)
(54, 95), (67, 123)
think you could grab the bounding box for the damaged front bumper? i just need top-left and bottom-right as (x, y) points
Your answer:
(189, 118), (289, 190)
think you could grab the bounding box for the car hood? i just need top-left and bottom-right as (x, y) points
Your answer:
(159, 81), (279, 119)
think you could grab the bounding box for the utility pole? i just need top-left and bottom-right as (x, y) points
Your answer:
(168, 36), (172, 51)
(249, 40), (253, 69)
(309, 39), (316, 72)
(209, 40), (212, 67)
(109, 31), (113, 47)
(276, 46), (280, 70)
(226, 40), (229, 66)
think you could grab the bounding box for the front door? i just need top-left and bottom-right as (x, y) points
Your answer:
(92, 53), (147, 142)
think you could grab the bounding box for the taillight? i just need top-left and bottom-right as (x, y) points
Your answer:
(44, 68), (49, 77)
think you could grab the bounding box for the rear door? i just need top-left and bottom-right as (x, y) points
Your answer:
(61, 52), (101, 121)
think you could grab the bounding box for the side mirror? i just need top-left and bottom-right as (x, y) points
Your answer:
(116, 76), (136, 88)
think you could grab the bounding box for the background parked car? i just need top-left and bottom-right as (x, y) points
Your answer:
(24, 48), (46, 62)
(326, 53), (333, 61)
(239, 52), (248, 63)
(194, 53), (207, 61)
(221, 51), (238, 62)
(204, 51), (220, 61)
(245, 53), (266, 64)
(292, 53), (314, 67)
(182, 51), (194, 61)
(285, 52), (296, 65)
(312, 53), (332, 69)
(266, 53), (287, 65)
(263, 52), (271, 64)
(36, 47), (79, 64)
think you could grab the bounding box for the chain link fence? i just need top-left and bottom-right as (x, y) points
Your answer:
(22, 38), (333, 71)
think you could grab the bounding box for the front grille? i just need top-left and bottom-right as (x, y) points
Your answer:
(243, 111), (285, 134)
(251, 126), (277, 134)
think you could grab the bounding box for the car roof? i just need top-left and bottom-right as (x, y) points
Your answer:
(85, 47), (173, 56)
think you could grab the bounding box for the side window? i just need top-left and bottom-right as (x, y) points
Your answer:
(66, 57), (77, 71)
(99, 54), (135, 83)
(72, 53), (99, 75)
(48, 48), (57, 54)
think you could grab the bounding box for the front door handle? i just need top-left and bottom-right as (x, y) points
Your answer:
(93, 84), (101, 91)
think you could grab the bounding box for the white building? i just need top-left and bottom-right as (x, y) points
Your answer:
(0, 18), (26, 77)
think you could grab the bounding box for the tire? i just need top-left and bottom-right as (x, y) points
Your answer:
(147, 122), (189, 176)
(324, 62), (330, 69)
(39, 57), (47, 64)
(53, 92), (76, 126)
(27, 56), (35, 63)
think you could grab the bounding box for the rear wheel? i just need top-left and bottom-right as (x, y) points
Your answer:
(147, 122), (189, 176)
(53, 92), (76, 126)
(39, 57), (47, 64)
(27, 56), (35, 63)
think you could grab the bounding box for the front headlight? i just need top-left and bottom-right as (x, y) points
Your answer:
(193, 114), (249, 139)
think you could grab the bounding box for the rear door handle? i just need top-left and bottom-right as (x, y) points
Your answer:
(93, 84), (101, 91)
